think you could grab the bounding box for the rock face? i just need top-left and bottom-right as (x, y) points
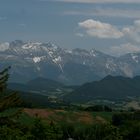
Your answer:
(1, 40), (140, 85)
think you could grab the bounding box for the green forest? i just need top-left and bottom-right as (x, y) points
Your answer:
(0, 67), (140, 140)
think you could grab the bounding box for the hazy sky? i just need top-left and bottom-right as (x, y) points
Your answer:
(1, 0), (140, 56)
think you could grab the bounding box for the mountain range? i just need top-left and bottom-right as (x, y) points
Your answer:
(1, 40), (140, 85)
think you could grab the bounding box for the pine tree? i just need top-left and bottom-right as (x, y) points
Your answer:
(0, 66), (10, 93)
(0, 67), (22, 125)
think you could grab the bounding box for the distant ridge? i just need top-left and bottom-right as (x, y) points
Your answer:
(64, 75), (140, 103)
(8, 77), (64, 93)
(27, 77), (64, 91)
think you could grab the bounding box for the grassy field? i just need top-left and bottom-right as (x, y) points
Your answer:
(23, 108), (114, 126)
(0, 107), (114, 127)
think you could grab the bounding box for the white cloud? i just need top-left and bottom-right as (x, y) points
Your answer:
(77, 19), (140, 41)
(51, 0), (140, 4)
(108, 43), (140, 56)
(78, 19), (124, 39)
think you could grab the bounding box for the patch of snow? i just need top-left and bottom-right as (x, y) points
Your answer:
(48, 51), (53, 57)
(59, 64), (63, 72)
(53, 56), (62, 63)
(22, 42), (41, 50)
(22, 44), (32, 49)
(106, 63), (110, 69)
(33, 56), (46, 63)
(90, 49), (97, 57)
(52, 56), (63, 72)
(33, 57), (41, 63)
(131, 54), (139, 63)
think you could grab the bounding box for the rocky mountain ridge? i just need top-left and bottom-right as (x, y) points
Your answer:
(1, 40), (140, 84)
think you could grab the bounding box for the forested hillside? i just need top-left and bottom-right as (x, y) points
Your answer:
(65, 75), (140, 103)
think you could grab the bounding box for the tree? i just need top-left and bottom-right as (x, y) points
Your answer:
(0, 66), (11, 92)
(0, 67), (22, 125)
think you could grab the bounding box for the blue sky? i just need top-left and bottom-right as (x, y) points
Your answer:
(1, 0), (140, 56)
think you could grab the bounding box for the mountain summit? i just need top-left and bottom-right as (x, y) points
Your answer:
(1, 40), (140, 84)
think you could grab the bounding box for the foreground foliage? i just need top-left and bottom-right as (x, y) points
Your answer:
(0, 67), (140, 140)
(0, 111), (139, 140)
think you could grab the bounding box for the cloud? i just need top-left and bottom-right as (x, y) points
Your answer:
(122, 20), (140, 43)
(77, 19), (140, 41)
(100, 20), (140, 56)
(50, 0), (140, 4)
(78, 19), (124, 39)
(63, 9), (140, 19)
(108, 43), (140, 56)
(0, 42), (9, 52)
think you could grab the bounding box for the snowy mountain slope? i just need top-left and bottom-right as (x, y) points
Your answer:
(0, 40), (140, 85)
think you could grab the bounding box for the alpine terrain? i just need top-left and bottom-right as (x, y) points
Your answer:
(1, 40), (140, 85)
